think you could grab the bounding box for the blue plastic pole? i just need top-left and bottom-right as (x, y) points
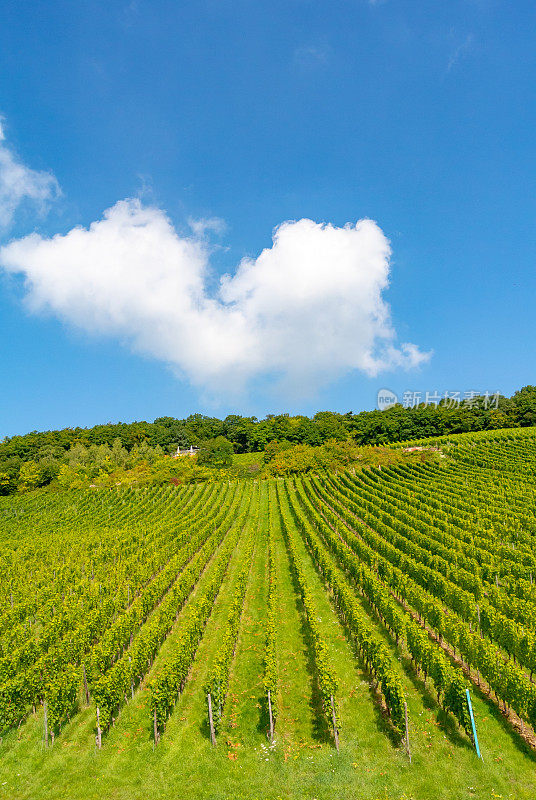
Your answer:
(466, 689), (482, 759)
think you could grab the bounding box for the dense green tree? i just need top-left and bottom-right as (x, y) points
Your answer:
(262, 440), (293, 463)
(221, 415), (257, 453)
(512, 386), (536, 427)
(196, 437), (234, 468)
(0, 471), (16, 495)
(18, 460), (46, 490)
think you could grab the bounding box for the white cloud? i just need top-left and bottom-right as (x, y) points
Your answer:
(447, 33), (474, 72)
(294, 44), (330, 69)
(0, 120), (60, 230)
(0, 198), (430, 398)
(187, 216), (227, 238)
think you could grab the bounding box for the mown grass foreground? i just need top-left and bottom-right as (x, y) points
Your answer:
(1, 427), (536, 800)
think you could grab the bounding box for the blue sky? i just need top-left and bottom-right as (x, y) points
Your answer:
(0, 0), (535, 438)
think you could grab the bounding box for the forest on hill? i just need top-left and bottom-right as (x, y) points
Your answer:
(1, 385), (535, 494)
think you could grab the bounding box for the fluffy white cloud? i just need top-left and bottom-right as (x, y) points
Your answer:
(0, 198), (430, 397)
(0, 120), (60, 229)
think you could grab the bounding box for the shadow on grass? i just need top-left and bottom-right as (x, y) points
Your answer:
(356, 589), (472, 752)
(197, 690), (225, 744)
(359, 586), (536, 760)
(297, 535), (404, 748)
(400, 655), (470, 751)
(390, 601), (536, 761)
(286, 555), (334, 746)
(467, 676), (536, 763)
(331, 604), (404, 750)
(257, 692), (272, 740)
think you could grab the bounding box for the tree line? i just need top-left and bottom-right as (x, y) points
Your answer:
(0, 385), (535, 495)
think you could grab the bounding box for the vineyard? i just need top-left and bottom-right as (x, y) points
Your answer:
(2, 427), (536, 800)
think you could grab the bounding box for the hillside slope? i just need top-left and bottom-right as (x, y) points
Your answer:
(1, 426), (536, 800)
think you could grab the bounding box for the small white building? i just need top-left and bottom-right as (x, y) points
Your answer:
(174, 445), (200, 457)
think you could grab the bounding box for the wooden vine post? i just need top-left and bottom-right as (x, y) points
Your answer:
(330, 695), (339, 752)
(404, 701), (411, 763)
(153, 708), (159, 745)
(96, 706), (102, 749)
(43, 700), (48, 748)
(267, 690), (274, 742)
(82, 663), (90, 705)
(207, 693), (216, 746)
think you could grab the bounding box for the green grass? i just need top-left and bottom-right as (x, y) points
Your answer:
(221, 483), (269, 747)
(1, 481), (536, 800)
(232, 453), (264, 468)
(271, 481), (318, 751)
(228, 452), (264, 480)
